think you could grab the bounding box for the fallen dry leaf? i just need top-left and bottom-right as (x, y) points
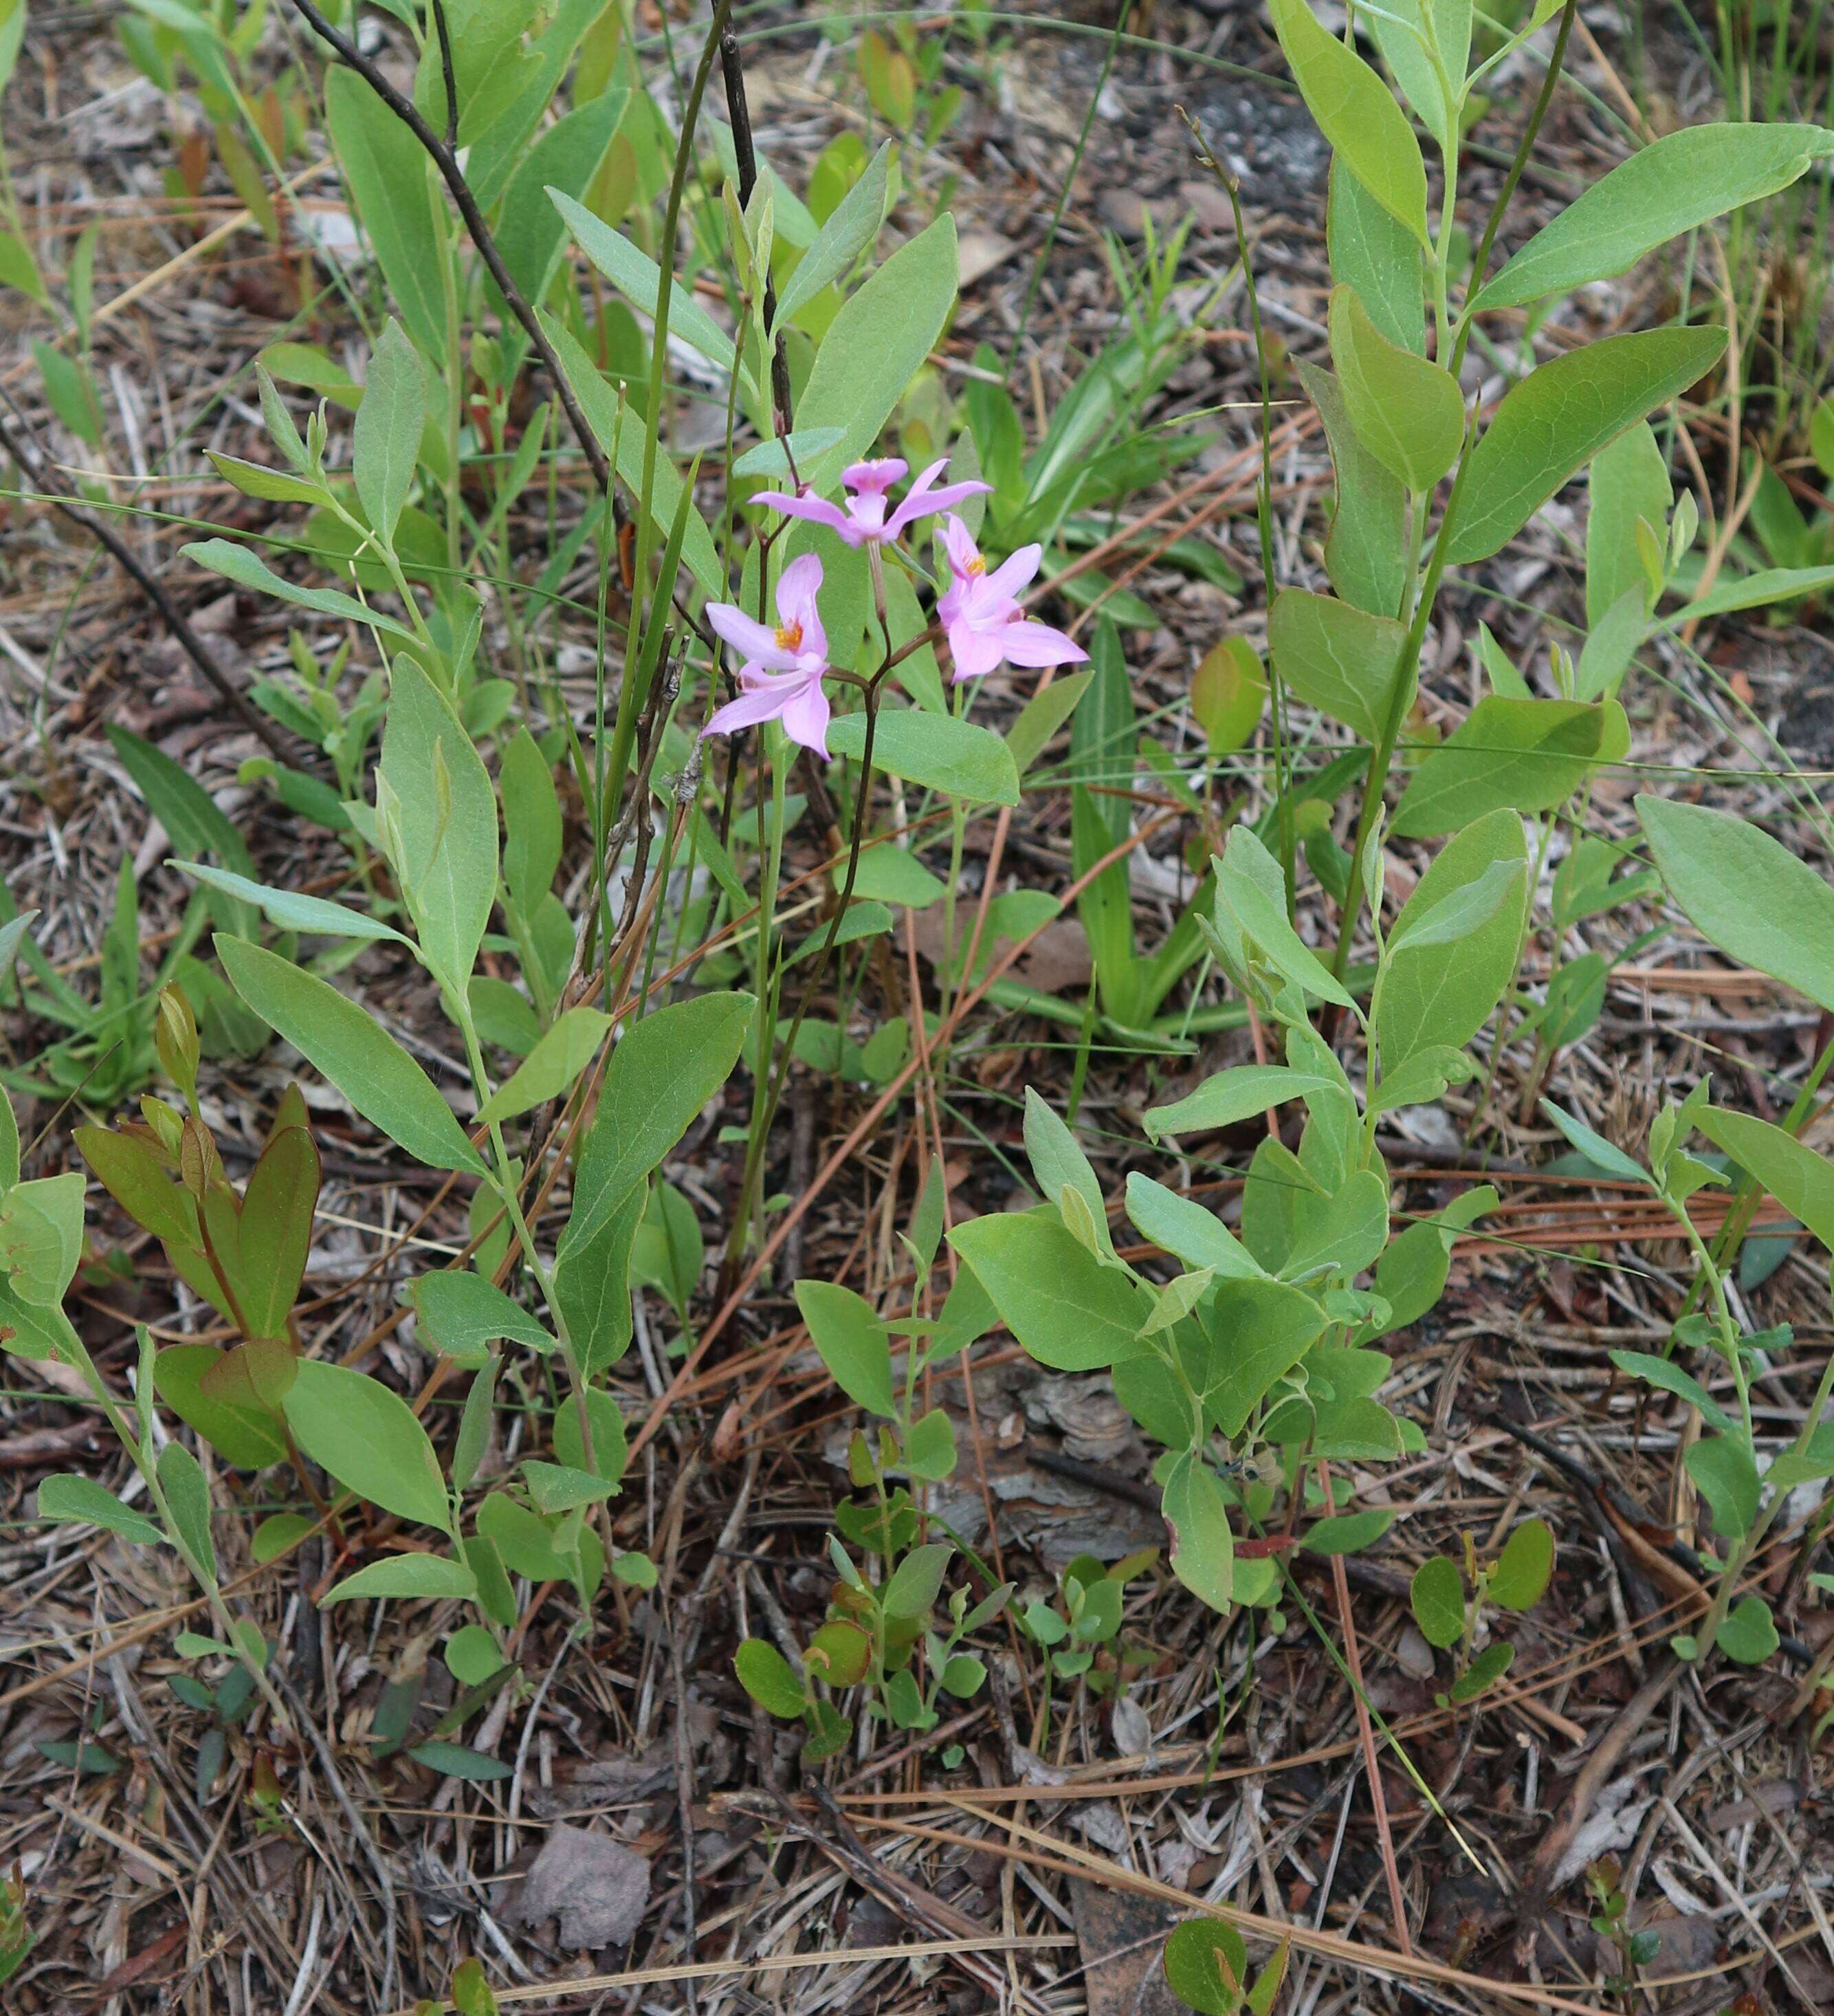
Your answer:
(511, 1823), (651, 1948)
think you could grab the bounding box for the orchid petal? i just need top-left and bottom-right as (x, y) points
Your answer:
(779, 678), (832, 758)
(843, 457), (907, 496)
(752, 489), (854, 540)
(940, 514), (981, 580)
(707, 601), (796, 671)
(947, 624), (1006, 682)
(886, 463), (993, 536)
(981, 542), (1043, 604)
(703, 684), (794, 738)
(775, 552), (829, 659)
(990, 618), (1087, 668)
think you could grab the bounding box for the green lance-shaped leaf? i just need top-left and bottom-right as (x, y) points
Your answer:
(324, 67), (449, 365)
(172, 863), (408, 945)
(38, 1473), (162, 1548)
(734, 1638), (806, 1717)
(1587, 421), (1671, 628)
(235, 1121), (320, 1338)
(548, 190), (740, 374)
(0, 1277), (83, 1361)
(1685, 1433), (1760, 1540)
(554, 1181), (644, 1377)
(1268, 587), (1406, 743)
(1294, 361), (1408, 619)
(1377, 809), (1529, 1068)
(1635, 794), (1834, 1016)
(1540, 1098), (1652, 1188)
(1124, 1173), (1265, 1281)
(379, 655), (499, 993)
(283, 1359), (453, 1534)
(1200, 1277), (1330, 1436)
(1328, 285), (1465, 492)
(1607, 1350), (1734, 1435)
(555, 991), (755, 1267)
(1162, 1456), (1235, 1612)
(826, 708), (1018, 807)
(795, 1279), (896, 1416)
(500, 727), (562, 914)
(949, 1209), (1151, 1371)
(180, 539), (417, 639)
(564, 987), (758, 1274)
(1692, 1106), (1834, 1257)
(1215, 823), (1355, 1008)
(411, 1271), (555, 1366)
(107, 723), (256, 883)
(1022, 1087), (1110, 1250)
(353, 318), (425, 545)
(1393, 695), (1627, 836)
(217, 936), (487, 1176)
(1668, 565), (1834, 623)
(476, 1007), (612, 1126)
(491, 89), (628, 329)
(791, 213), (959, 487)
(0, 1173), (85, 1307)
(538, 309), (722, 594)
(1145, 1066), (1339, 1141)
(156, 1442), (216, 1577)
(1473, 124), (1834, 313)
(153, 1344), (289, 1471)
(1327, 159), (1424, 357)
(882, 1541), (952, 1619)
(1269, 0), (1429, 246)
(323, 1553), (479, 1604)
(1446, 326), (1726, 563)
(457, 0), (606, 208)
(777, 140), (892, 322)
(1363, 0), (1468, 151)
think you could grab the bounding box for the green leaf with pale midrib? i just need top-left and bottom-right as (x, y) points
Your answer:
(826, 708), (1019, 807)
(181, 538), (418, 638)
(284, 1358), (453, 1534)
(1636, 794), (1834, 1016)
(949, 1210), (1150, 1371)
(217, 936), (487, 1176)
(791, 214), (960, 488)
(1446, 327), (1727, 564)
(1474, 124), (1834, 313)
(548, 188), (740, 374)
(1270, 0), (1428, 245)
(556, 991), (756, 1265)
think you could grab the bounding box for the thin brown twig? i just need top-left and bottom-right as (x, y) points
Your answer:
(0, 397), (310, 767)
(1316, 1460), (1412, 1956)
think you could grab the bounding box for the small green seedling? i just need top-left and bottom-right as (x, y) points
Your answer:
(1408, 1515), (1555, 1705)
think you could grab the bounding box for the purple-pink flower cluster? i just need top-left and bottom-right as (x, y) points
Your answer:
(703, 454), (1087, 758)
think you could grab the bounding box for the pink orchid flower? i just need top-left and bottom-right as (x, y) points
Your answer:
(938, 516), (1088, 682)
(703, 551), (835, 758)
(752, 456), (990, 549)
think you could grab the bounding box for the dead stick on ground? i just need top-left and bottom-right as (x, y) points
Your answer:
(1316, 1460), (1413, 1955)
